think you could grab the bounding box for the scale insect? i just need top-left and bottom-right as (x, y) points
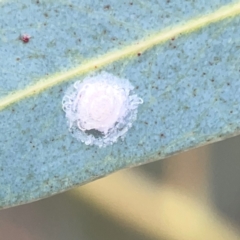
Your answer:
(62, 72), (143, 147)
(20, 34), (31, 43)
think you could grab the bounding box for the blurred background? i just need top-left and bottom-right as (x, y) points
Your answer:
(0, 135), (240, 240)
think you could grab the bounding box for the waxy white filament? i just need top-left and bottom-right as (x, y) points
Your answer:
(62, 72), (143, 147)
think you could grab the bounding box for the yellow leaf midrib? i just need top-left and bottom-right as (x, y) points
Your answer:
(1, 1), (240, 111)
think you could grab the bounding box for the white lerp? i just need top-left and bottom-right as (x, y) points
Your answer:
(62, 72), (143, 147)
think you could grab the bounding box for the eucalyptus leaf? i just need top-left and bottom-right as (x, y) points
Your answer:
(0, 0), (240, 208)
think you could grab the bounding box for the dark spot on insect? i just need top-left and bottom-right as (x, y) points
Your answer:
(166, 0), (170, 3)
(112, 37), (116, 41)
(230, 110), (233, 113)
(11, 108), (15, 112)
(202, 72), (206, 76)
(227, 82), (230, 86)
(69, 4), (73, 7)
(104, 5), (110, 10)
(78, 38), (81, 42)
(173, 46), (176, 48)
(129, 2), (133, 5)
(103, 30), (107, 34)
(86, 129), (104, 138)
(171, 37), (175, 41)
(44, 13), (48, 17)
(135, 86), (139, 89)
(210, 78), (214, 82)
(36, 0), (39, 4)
(137, 53), (141, 56)
(144, 121), (148, 125)
(44, 22), (47, 26)
(160, 133), (165, 138)
(16, 58), (20, 61)
(209, 62), (213, 65)
(20, 34), (31, 43)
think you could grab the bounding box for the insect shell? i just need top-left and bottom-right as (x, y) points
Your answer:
(62, 72), (143, 148)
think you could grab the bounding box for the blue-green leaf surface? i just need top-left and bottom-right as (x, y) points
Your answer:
(0, 0), (240, 208)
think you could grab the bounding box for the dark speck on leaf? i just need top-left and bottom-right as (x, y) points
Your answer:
(104, 5), (110, 10)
